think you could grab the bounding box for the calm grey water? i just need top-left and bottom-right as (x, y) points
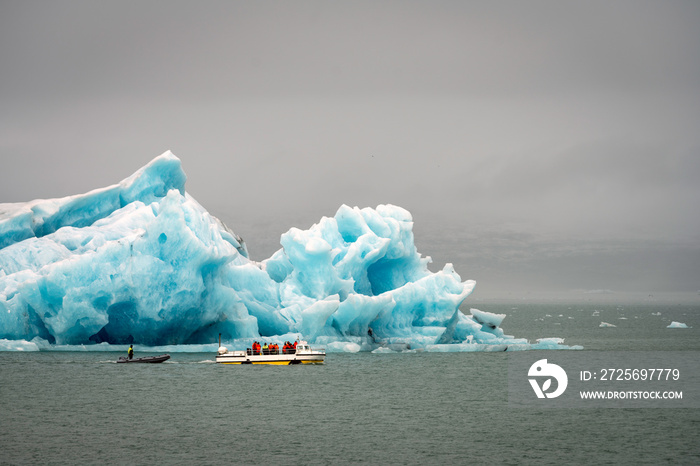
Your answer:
(2, 303), (699, 465)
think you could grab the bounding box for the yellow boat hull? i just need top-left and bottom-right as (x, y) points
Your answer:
(218, 359), (324, 365)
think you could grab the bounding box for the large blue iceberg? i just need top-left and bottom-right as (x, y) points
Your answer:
(0, 152), (575, 351)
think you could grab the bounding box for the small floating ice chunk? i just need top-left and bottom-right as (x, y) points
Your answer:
(325, 341), (362, 352)
(470, 308), (506, 329)
(667, 321), (691, 329)
(537, 337), (565, 344)
(531, 338), (583, 350)
(599, 322), (617, 328)
(371, 346), (396, 354)
(0, 338), (40, 351)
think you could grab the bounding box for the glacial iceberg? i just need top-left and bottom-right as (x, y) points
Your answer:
(0, 151), (576, 351)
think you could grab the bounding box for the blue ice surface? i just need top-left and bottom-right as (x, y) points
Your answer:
(0, 152), (579, 352)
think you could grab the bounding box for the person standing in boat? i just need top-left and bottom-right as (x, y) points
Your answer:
(128, 345), (134, 360)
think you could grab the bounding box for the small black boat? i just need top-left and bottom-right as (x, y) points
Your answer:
(117, 354), (170, 364)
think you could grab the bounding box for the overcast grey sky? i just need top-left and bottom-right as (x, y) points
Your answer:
(1, 0), (699, 300)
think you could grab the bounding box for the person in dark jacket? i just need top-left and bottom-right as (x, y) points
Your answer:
(128, 345), (134, 360)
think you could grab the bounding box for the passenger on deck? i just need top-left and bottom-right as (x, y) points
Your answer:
(252, 341), (261, 355)
(128, 344), (133, 360)
(262, 343), (269, 355)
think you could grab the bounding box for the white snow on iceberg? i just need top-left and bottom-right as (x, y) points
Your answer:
(0, 152), (575, 351)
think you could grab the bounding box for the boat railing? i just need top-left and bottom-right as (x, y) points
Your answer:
(229, 347), (325, 355)
(246, 348), (298, 355)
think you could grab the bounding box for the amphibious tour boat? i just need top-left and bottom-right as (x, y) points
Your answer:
(216, 340), (325, 365)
